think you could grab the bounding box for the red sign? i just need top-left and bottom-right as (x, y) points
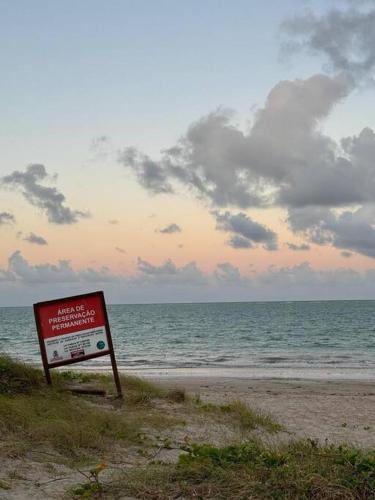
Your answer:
(34, 291), (122, 397)
(34, 292), (110, 366)
(37, 294), (106, 339)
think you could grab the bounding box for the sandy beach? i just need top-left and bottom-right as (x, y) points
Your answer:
(157, 377), (375, 448)
(1, 355), (375, 498)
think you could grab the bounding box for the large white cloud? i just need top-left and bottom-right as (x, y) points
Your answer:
(117, 73), (375, 258)
(119, 72), (375, 257)
(119, 74), (352, 209)
(115, 2), (375, 259)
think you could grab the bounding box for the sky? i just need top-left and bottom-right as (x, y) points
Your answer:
(1, 0), (375, 305)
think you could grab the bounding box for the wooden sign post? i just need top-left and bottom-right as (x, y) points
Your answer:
(33, 291), (122, 398)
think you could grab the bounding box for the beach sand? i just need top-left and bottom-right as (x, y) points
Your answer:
(1, 375), (374, 498)
(156, 377), (375, 448)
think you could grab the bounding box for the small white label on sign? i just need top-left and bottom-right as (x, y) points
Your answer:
(44, 326), (108, 364)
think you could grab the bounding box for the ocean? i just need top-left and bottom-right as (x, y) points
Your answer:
(1, 300), (375, 379)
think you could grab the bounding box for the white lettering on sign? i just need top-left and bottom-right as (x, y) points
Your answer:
(47, 304), (97, 333)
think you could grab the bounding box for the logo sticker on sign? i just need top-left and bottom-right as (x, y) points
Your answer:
(34, 291), (122, 397)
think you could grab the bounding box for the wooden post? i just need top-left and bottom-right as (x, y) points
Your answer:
(101, 292), (123, 399)
(34, 304), (52, 385)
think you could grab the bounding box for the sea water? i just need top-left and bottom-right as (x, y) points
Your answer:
(1, 301), (375, 379)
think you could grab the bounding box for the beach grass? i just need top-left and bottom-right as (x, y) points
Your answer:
(195, 399), (282, 433)
(0, 354), (45, 393)
(0, 355), (179, 464)
(103, 440), (375, 499)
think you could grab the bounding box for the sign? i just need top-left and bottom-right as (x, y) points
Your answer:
(36, 293), (109, 365)
(34, 291), (122, 397)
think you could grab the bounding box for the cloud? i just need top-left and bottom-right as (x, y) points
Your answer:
(89, 135), (112, 162)
(119, 110), (265, 208)
(158, 223), (182, 234)
(341, 251), (352, 258)
(214, 262), (243, 285)
(114, 0), (375, 263)
(0, 252), (206, 288)
(0, 251), (118, 284)
(0, 252), (207, 288)
(91, 135), (109, 148)
(118, 70), (375, 257)
(118, 147), (173, 194)
(258, 261), (374, 291)
(0, 212), (15, 225)
(119, 74), (351, 208)
(228, 235), (253, 249)
(115, 246), (126, 254)
(4, 253), (375, 303)
(90, 135), (109, 153)
(30, 2), (372, 260)
(23, 233), (48, 246)
(287, 242), (310, 251)
(288, 205), (375, 258)
(136, 257), (206, 286)
(213, 211), (277, 250)
(1, 164), (89, 224)
(282, 1), (375, 82)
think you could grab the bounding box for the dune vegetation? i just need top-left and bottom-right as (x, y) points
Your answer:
(0, 354), (374, 499)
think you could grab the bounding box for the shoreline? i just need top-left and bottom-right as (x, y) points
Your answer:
(58, 364), (375, 381)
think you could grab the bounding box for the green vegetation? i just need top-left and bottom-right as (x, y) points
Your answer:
(0, 354), (44, 393)
(105, 440), (375, 499)
(0, 355), (178, 463)
(196, 399), (282, 433)
(0, 479), (11, 490)
(0, 390), (138, 459)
